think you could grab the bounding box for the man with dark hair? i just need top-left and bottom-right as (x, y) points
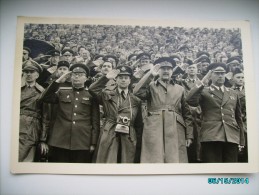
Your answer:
(186, 63), (245, 162)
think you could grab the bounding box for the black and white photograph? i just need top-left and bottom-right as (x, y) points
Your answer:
(10, 17), (257, 174)
(2, 1), (259, 195)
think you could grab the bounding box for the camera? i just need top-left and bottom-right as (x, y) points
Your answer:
(116, 116), (130, 126)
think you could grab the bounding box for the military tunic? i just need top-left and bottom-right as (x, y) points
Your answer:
(186, 84), (245, 162)
(40, 82), (100, 160)
(19, 82), (44, 162)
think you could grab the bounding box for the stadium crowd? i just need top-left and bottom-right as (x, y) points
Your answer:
(19, 23), (247, 164)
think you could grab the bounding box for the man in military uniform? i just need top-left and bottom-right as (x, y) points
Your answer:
(36, 50), (61, 88)
(61, 49), (74, 64)
(231, 68), (247, 162)
(22, 47), (32, 62)
(225, 56), (243, 87)
(19, 60), (45, 162)
(89, 65), (143, 163)
(39, 64), (100, 163)
(186, 63), (245, 162)
(133, 57), (193, 163)
(180, 63), (202, 163)
(37, 60), (71, 161)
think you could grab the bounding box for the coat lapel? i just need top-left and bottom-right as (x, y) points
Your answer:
(221, 87), (231, 106)
(118, 93), (138, 112)
(209, 85), (223, 100)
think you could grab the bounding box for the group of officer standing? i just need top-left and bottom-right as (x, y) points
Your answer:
(19, 38), (247, 164)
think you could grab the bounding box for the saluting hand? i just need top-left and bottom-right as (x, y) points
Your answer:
(47, 65), (57, 74)
(106, 69), (120, 79)
(56, 71), (72, 83)
(131, 59), (140, 69)
(150, 64), (161, 77)
(201, 70), (212, 86)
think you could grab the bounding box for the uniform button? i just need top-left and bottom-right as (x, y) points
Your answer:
(77, 92), (79, 94)
(76, 98), (78, 100)
(232, 115), (234, 118)
(74, 113), (76, 116)
(221, 107), (223, 109)
(223, 120), (225, 123)
(75, 105), (77, 108)
(73, 121), (75, 124)
(222, 113), (224, 116)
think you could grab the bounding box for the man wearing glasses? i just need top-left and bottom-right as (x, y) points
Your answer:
(39, 64), (100, 163)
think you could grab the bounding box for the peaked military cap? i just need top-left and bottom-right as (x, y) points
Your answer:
(227, 56), (242, 64)
(23, 47), (31, 54)
(116, 65), (133, 77)
(57, 60), (70, 68)
(69, 63), (89, 75)
(233, 67), (243, 76)
(22, 60), (43, 73)
(136, 52), (151, 61)
(207, 63), (227, 73)
(46, 49), (60, 57)
(62, 49), (74, 56)
(154, 57), (176, 68)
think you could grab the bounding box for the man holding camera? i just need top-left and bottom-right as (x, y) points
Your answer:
(89, 65), (143, 163)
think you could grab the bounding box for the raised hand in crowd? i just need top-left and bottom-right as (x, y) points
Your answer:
(47, 65), (57, 74)
(201, 69), (212, 86)
(56, 71), (71, 83)
(150, 63), (161, 77)
(106, 69), (120, 80)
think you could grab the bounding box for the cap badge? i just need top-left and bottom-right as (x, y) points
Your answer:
(121, 67), (126, 71)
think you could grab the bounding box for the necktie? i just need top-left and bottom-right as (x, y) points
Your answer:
(235, 86), (241, 91)
(121, 90), (126, 100)
(219, 87), (224, 94)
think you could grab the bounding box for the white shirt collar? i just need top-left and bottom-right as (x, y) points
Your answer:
(118, 88), (128, 95)
(26, 82), (36, 88)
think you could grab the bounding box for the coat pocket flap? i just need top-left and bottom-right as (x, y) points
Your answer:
(60, 95), (72, 102)
(81, 98), (91, 105)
